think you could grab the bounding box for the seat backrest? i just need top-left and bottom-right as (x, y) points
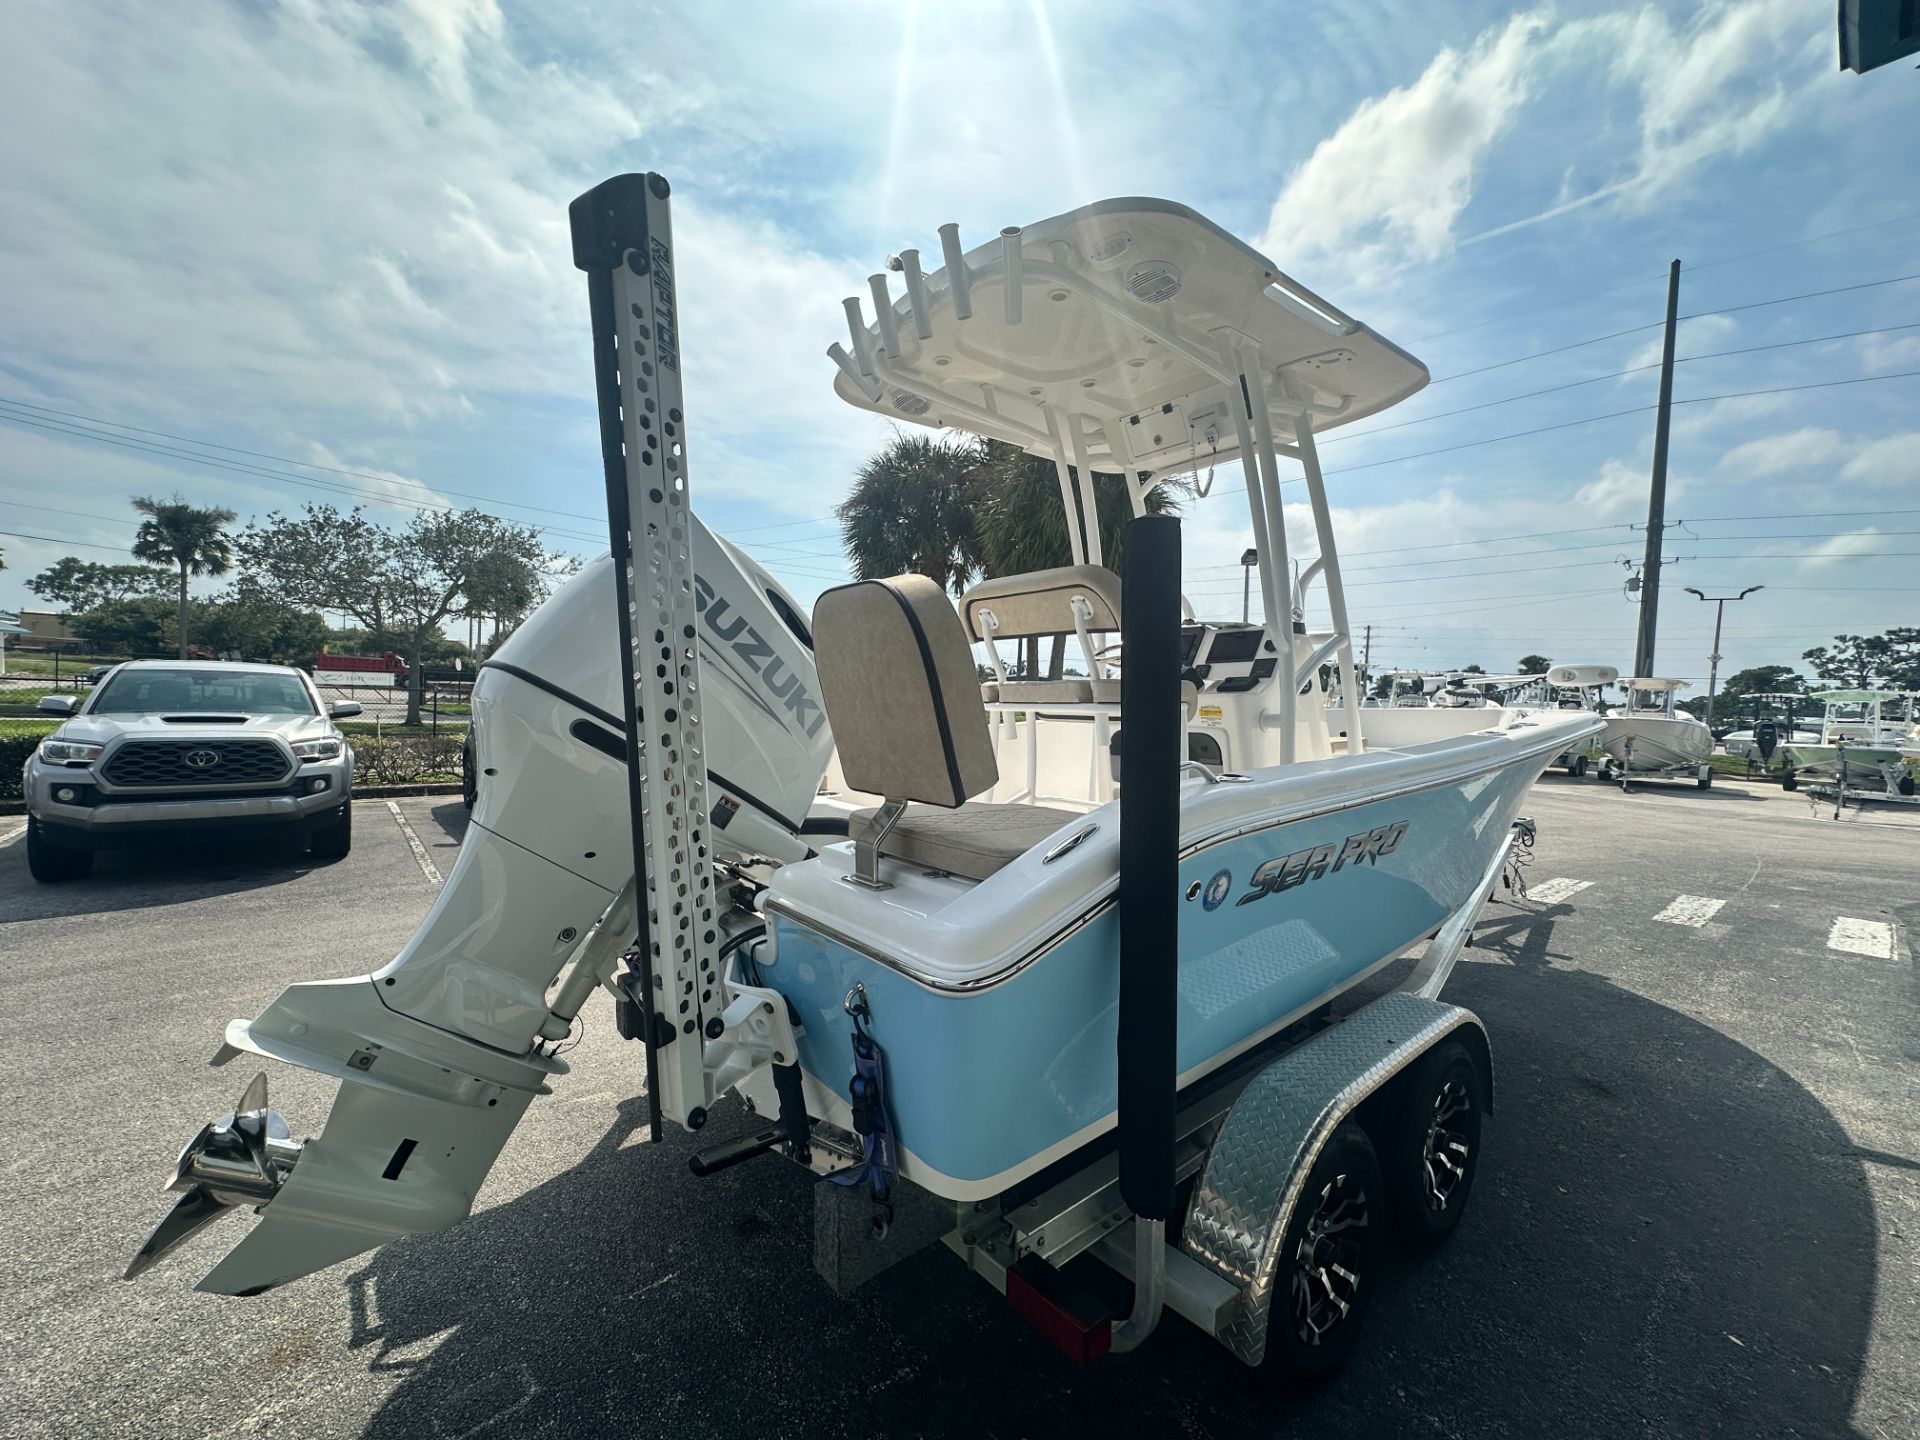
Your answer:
(959, 565), (1122, 641)
(813, 574), (997, 808)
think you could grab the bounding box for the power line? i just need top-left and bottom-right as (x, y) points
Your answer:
(1426, 270), (1920, 386)
(1406, 210), (1920, 345)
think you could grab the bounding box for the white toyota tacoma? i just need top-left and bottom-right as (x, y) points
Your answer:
(22, 661), (360, 882)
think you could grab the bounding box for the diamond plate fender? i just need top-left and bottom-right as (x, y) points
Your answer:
(1180, 992), (1491, 1366)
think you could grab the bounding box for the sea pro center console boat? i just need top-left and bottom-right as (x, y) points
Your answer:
(1597, 677), (1714, 790)
(125, 177), (1600, 1376)
(1506, 664), (1616, 777)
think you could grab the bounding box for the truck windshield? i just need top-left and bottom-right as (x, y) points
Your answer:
(88, 670), (318, 716)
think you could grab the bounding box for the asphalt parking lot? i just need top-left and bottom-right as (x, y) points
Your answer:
(2, 779), (1915, 1440)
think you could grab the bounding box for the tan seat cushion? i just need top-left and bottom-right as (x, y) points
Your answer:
(813, 575), (997, 807)
(980, 681), (1000, 702)
(996, 679), (1094, 704)
(960, 565), (1123, 641)
(850, 802), (1081, 881)
(1088, 678), (1198, 716)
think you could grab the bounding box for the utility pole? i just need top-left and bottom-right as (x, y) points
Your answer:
(1684, 585), (1762, 727)
(1634, 259), (1681, 678)
(1239, 547), (1259, 625)
(1360, 624), (1372, 688)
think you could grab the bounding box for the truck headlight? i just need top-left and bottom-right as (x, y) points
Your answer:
(292, 738), (344, 761)
(39, 739), (104, 764)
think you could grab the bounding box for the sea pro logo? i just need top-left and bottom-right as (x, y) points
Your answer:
(1236, 820), (1408, 907)
(1201, 869), (1232, 911)
(694, 574), (826, 740)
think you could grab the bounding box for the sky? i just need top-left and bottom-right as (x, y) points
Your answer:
(0, 0), (1915, 689)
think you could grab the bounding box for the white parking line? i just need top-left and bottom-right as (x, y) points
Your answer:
(1526, 877), (1593, 905)
(1653, 895), (1726, 927)
(0, 821), (25, 848)
(1827, 917), (1894, 959)
(385, 800), (443, 886)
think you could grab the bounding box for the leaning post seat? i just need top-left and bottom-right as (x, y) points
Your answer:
(813, 573), (1076, 886)
(960, 564), (1122, 703)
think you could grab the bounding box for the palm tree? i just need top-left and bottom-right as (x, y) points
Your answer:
(835, 433), (986, 597)
(973, 441), (1184, 676)
(132, 494), (237, 658)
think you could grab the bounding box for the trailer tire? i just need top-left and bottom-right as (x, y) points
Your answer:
(1781, 770), (1798, 792)
(1900, 774), (1916, 798)
(1697, 766), (1713, 790)
(1569, 755), (1588, 777)
(1386, 1039), (1484, 1249)
(1266, 1122), (1384, 1382)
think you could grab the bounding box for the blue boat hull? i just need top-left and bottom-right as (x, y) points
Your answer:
(765, 752), (1544, 1199)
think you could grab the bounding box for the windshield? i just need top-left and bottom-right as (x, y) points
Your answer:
(87, 669), (317, 717)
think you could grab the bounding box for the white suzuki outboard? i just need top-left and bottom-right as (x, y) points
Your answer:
(124, 515), (832, 1292)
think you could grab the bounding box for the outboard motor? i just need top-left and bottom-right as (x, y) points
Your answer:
(124, 513), (834, 1293)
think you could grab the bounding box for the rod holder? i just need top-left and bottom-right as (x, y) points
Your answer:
(843, 296), (876, 376)
(939, 223), (972, 320)
(899, 248), (934, 339)
(1001, 227), (1024, 326)
(868, 274), (901, 358)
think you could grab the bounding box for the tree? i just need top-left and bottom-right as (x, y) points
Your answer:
(27, 557), (171, 613)
(1517, 654), (1551, 675)
(68, 597), (177, 656)
(1802, 630), (1920, 690)
(836, 433), (985, 597)
(197, 585), (331, 664)
(131, 494), (237, 658)
(237, 504), (552, 724)
(1461, 664), (1485, 675)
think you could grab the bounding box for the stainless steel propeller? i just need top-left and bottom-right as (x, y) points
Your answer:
(124, 1071), (301, 1281)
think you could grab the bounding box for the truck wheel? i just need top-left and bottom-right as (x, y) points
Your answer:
(308, 803), (353, 860)
(1266, 1122), (1384, 1382)
(1386, 1039), (1484, 1248)
(27, 817), (94, 882)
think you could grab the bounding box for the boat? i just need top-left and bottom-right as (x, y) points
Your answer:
(1326, 670), (1509, 749)
(1505, 664), (1616, 775)
(126, 178), (1602, 1374)
(1596, 677), (1713, 788)
(1779, 689), (1919, 796)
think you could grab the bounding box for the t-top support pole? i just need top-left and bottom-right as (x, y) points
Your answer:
(1293, 413), (1364, 753)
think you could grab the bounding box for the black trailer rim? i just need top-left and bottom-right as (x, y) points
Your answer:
(1421, 1079), (1473, 1212)
(1291, 1172), (1369, 1344)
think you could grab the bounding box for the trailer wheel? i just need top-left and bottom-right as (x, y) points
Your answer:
(1697, 765), (1713, 790)
(1267, 1122), (1383, 1381)
(1900, 774), (1916, 798)
(1569, 755), (1588, 777)
(1386, 1040), (1485, 1247)
(1781, 770), (1798, 792)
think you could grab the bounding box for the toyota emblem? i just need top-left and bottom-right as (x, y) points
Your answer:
(183, 748), (220, 769)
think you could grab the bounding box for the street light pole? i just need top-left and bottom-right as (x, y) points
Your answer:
(1684, 585), (1763, 728)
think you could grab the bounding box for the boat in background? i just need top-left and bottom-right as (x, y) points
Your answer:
(1780, 689), (1919, 796)
(1597, 677), (1714, 789)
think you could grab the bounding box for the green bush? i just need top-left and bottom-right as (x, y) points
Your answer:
(0, 733), (42, 801)
(351, 734), (463, 787)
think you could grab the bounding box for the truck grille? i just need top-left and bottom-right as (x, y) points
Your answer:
(101, 738), (292, 788)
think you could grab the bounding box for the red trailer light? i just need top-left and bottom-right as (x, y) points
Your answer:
(1005, 1258), (1112, 1366)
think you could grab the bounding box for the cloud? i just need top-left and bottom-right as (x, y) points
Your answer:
(1718, 428), (1849, 478)
(1257, 0), (1820, 289)
(1574, 457), (1655, 518)
(1838, 434), (1920, 489)
(1259, 12), (1549, 283)
(1623, 314), (1738, 375)
(1797, 529), (1884, 569)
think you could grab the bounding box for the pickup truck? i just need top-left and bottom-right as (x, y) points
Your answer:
(22, 661), (361, 881)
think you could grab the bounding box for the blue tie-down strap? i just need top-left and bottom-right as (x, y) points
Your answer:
(831, 991), (898, 1222)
